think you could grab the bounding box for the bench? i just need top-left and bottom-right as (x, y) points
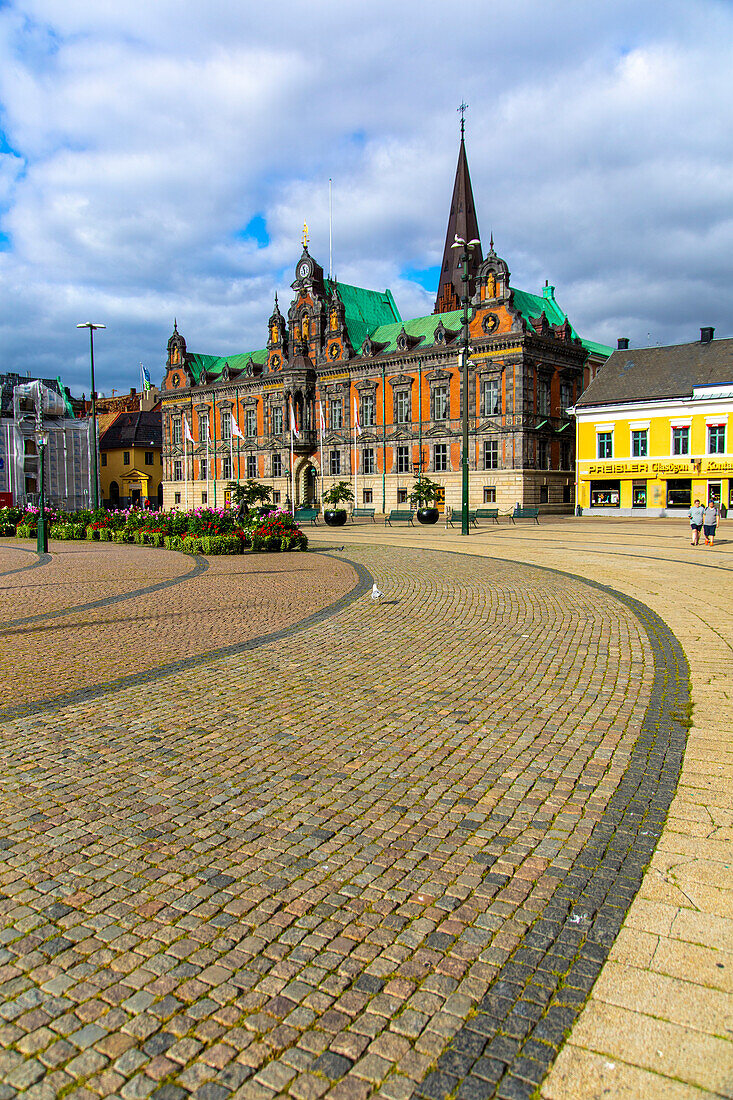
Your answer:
(351, 508), (376, 523)
(385, 509), (414, 526)
(446, 509), (478, 528)
(294, 508), (319, 525)
(512, 507), (540, 524)
(475, 508), (500, 525)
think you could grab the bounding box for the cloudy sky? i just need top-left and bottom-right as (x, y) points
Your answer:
(1, 0), (732, 396)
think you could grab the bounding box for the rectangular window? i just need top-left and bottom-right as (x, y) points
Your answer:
(362, 394), (376, 427)
(173, 459), (183, 481)
(272, 454), (283, 477)
(174, 492), (181, 505)
(198, 411), (209, 440)
(482, 379), (500, 416)
(271, 407), (283, 435)
(538, 380), (551, 416)
(273, 490), (281, 505)
(483, 486), (496, 503)
(597, 431), (613, 459)
(172, 419), (182, 445)
(397, 488), (408, 504)
(245, 409), (257, 437)
(561, 442), (571, 469)
(222, 454), (232, 480)
(330, 450), (341, 475)
(220, 411), (231, 441)
(433, 386), (449, 421)
(145, 451), (154, 465)
(708, 424), (726, 454)
(434, 443), (448, 471)
(672, 426), (689, 455)
(330, 401), (343, 430)
(631, 429), (648, 457)
(123, 451), (130, 466)
(483, 440), (499, 469)
(396, 445), (410, 473)
(247, 455), (258, 478)
(200, 458), (208, 480)
(394, 391), (410, 424)
(540, 485), (549, 504)
(363, 488), (373, 504)
(363, 448), (376, 474)
(560, 382), (572, 415)
(538, 439), (550, 469)
(101, 454), (107, 467)
(201, 492), (207, 504)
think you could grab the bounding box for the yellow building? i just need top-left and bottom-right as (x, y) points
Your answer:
(99, 404), (163, 509)
(573, 329), (732, 515)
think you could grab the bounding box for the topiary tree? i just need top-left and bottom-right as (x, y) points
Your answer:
(322, 481), (355, 509)
(409, 475), (442, 508)
(226, 480), (273, 518)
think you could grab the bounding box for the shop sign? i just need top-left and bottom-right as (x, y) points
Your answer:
(706, 460), (733, 474)
(588, 462), (650, 476)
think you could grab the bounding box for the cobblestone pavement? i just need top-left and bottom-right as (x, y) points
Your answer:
(0, 542), (355, 713)
(0, 537), (683, 1100)
(311, 520), (733, 1099)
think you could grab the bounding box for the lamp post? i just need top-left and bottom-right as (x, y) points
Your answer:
(36, 423), (49, 554)
(77, 322), (106, 510)
(451, 234), (480, 535)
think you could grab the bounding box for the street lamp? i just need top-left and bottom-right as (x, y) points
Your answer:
(77, 322), (106, 510)
(36, 424), (49, 554)
(451, 234), (480, 535)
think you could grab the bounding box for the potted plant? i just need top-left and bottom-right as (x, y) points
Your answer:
(409, 476), (442, 524)
(322, 481), (354, 526)
(226, 479), (273, 519)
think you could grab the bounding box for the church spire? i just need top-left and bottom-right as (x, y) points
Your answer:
(434, 108), (483, 314)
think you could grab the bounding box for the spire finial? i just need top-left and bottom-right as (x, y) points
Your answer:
(458, 101), (468, 138)
(274, 292), (278, 307)
(490, 230), (494, 251)
(173, 317), (178, 333)
(302, 221), (309, 248)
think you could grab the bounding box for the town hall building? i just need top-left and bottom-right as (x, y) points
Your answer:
(160, 131), (611, 515)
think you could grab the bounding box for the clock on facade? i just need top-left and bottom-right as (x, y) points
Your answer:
(298, 260), (311, 279)
(328, 342), (340, 359)
(483, 312), (500, 334)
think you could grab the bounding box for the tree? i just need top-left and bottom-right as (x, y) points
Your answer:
(226, 479), (273, 515)
(322, 481), (355, 509)
(408, 475), (442, 508)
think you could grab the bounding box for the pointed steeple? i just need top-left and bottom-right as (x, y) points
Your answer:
(434, 119), (482, 314)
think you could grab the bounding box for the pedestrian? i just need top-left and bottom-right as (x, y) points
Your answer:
(688, 498), (704, 546)
(703, 499), (720, 546)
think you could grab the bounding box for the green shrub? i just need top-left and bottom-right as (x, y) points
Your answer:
(163, 535), (185, 552)
(86, 525), (98, 540)
(201, 534), (241, 555)
(16, 526), (34, 538)
(98, 528), (111, 542)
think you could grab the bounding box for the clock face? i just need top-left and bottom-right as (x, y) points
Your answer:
(329, 342), (340, 359)
(298, 261), (311, 279)
(483, 312), (500, 334)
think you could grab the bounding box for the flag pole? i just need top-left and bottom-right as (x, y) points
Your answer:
(318, 398), (325, 514)
(290, 418), (295, 516)
(184, 430), (188, 511)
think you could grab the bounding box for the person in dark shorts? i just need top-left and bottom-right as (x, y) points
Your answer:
(688, 499), (704, 545)
(703, 500), (720, 546)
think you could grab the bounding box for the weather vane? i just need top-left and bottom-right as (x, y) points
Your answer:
(458, 101), (468, 137)
(302, 221), (309, 248)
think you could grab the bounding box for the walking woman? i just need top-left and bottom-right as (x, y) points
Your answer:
(703, 499), (720, 546)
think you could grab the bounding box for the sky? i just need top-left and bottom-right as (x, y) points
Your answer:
(1, 0), (732, 397)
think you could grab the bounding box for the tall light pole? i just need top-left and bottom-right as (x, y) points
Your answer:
(451, 235), (480, 535)
(77, 323), (105, 510)
(36, 419), (49, 555)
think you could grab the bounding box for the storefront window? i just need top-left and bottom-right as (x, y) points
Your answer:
(666, 479), (691, 508)
(632, 481), (647, 507)
(590, 479), (620, 507)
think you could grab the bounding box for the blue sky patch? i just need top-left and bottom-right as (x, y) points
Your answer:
(237, 213), (269, 248)
(402, 265), (440, 292)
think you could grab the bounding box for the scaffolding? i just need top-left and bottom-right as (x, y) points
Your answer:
(5, 379), (96, 511)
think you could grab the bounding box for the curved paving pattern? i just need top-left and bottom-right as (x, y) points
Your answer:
(0, 544), (687, 1100)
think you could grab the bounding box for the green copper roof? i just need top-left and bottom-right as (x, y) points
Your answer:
(325, 280), (401, 351)
(512, 287), (612, 358)
(185, 348), (267, 384)
(369, 309), (463, 353)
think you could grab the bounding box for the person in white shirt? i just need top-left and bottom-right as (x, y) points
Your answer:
(703, 501), (720, 546)
(688, 499), (704, 545)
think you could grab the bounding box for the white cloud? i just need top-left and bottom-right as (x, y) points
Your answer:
(0, 0), (732, 393)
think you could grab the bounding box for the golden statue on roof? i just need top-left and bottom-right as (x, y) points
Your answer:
(302, 222), (309, 248)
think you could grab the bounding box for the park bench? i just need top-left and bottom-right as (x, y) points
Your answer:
(351, 507), (376, 523)
(512, 506), (540, 524)
(474, 508), (500, 525)
(385, 509), (414, 526)
(294, 507), (319, 525)
(446, 509), (478, 528)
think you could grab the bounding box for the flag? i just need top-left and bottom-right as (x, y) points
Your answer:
(319, 402), (326, 435)
(231, 413), (244, 440)
(183, 418), (194, 443)
(353, 396), (362, 437)
(289, 398), (300, 439)
(141, 364), (151, 391)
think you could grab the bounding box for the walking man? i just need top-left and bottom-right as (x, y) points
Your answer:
(688, 498), (704, 545)
(703, 499), (720, 546)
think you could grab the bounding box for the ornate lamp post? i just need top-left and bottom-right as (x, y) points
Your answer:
(76, 322), (105, 510)
(451, 234), (480, 535)
(36, 423), (49, 554)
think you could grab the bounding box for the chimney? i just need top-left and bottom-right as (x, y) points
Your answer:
(617, 338), (629, 350)
(700, 327), (714, 343)
(542, 283), (555, 300)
